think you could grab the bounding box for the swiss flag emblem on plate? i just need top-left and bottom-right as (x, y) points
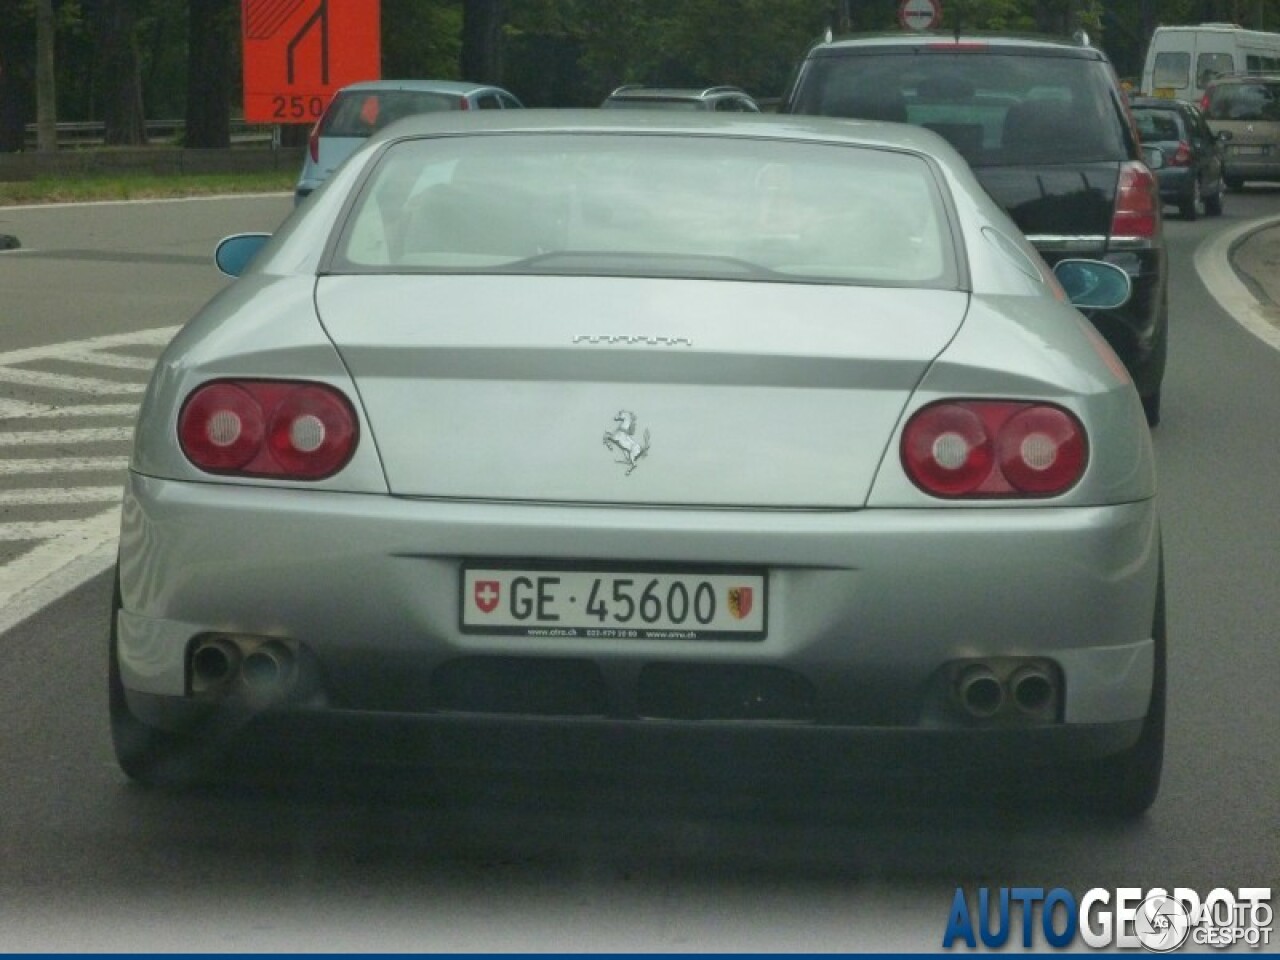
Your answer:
(474, 580), (501, 614)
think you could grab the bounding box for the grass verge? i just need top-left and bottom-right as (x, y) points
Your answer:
(0, 171), (295, 206)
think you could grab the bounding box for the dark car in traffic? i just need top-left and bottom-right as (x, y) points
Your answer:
(1129, 96), (1225, 220)
(782, 32), (1169, 425)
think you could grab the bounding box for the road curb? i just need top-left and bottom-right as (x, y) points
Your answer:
(1195, 215), (1280, 353)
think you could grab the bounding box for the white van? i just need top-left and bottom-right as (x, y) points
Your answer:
(1142, 23), (1280, 103)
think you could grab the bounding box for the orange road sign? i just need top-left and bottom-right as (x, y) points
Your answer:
(242, 0), (381, 124)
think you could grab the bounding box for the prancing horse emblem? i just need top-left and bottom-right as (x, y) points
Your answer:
(602, 410), (650, 475)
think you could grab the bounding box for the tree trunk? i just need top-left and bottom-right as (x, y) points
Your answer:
(461, 0), (505, 84)
(185, 0), (234, 148)
(93, 0), (148, 146)
(35, 0), (56, 152)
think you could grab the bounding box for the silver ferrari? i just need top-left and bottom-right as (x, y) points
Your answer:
(112, 110), (1163, 816)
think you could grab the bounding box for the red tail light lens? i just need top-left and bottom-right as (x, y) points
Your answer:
(1171, 141), (1193, 167)
(307, 121), (322, 163)
(1111, 161), (1161, 239)
(1200, 93), (1211, 112)
(902, 401), (1088, 498)
(179, 381), (358, 480)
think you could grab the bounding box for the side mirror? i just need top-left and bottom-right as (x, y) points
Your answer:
(1053, 259), (1132, 310)
(1140, 144), (1165, 170)
(215, 233), (271, 278)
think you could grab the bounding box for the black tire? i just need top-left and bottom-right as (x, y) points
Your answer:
(1224, 175), (1245, 191)
(1141, 390), (1161, 427)
(1203, 183), (1224, 216)
(1072, 562), (1166, 819)
(1178, 180), (1199, 220)
(108, 573), (211, 787)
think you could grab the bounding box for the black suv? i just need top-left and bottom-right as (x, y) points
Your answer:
(601, 85), (762, 112)
(783, 33), (1168, 425)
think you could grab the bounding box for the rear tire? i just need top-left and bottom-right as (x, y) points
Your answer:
(1179, 180), (1199, 220)
(1141, 391), (1161, 427)
(1203, 183), (1224, 216)
(1072, 562), (1165, 819)
(1224, 175), (1245, 190)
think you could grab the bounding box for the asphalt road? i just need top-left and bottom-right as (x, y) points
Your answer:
(0, 193), (1277, 952)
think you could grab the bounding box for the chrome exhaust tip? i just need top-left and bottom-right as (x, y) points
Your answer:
(957, 664), (1005, 718)
(1010, 665), (1056, 716)
(190, 637), (242, 692)
(241, 640), (297, 696)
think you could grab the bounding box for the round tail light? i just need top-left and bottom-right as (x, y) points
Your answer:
(178, 380), (358, 480)
(902, 401), (1088, 498)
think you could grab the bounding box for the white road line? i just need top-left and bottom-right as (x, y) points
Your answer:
(0, 519), (114, 542)
(56, 350), (157, 371)
(0, 507), (120, 634)
(1195, 215), (1280, 353)
(0, 326), (179, 365)
(0, 456), (128, 475)
(0, 367), (147, 395)
(0, 487), (122, 506)
(0, 427), (134, 445)
(19, 403), (141, 420)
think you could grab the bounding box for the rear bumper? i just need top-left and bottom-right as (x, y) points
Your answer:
(116, 472), (1160, 765)
(1223, 155), (1280, 181)
(121, 692), (1147, 776)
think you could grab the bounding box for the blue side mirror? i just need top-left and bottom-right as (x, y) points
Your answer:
(215, 233), (272, 278)
(1053, 259), (1132, 310)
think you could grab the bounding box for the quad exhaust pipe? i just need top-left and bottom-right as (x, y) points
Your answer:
(189, 635), (298, 702)
(952, 658), (1059, 722)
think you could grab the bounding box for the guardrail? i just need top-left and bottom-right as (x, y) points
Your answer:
(23, 119), (277, 149)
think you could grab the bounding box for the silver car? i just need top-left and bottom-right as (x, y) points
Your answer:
(293, 79), (524, 205)
(113, 111), (1163, 817)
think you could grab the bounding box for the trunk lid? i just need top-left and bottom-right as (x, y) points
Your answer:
(316, 276), (968, 507)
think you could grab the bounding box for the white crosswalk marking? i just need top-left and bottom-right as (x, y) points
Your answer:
(0, 427), (135, 445)
(0, 326), (178, 633)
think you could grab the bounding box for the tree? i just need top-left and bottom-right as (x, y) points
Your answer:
(35, 0), (56, 151)
(93, 0), (149, 145)
(185, 0), (235, 148)
(461, 0), (505, 83)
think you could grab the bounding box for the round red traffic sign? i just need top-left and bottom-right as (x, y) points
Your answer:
(899, 0), (941, 31)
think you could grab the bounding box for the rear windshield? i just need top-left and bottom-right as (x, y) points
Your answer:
(320, 90), (461, 138)
(1132, 107), (1183, 142)
(1205, 81), (1280, 121)
(332, 133), (958, 288)
(790, 51), (1130, 167)
(601, 98), (704, 110)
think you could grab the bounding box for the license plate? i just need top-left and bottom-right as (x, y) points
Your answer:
(1233, 145), (1268, 156)
(462, 565), (766, 640)
(1153, 88), (1176, 99)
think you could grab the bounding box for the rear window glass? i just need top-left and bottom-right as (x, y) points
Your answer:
(1132, 108), (1183, 141)
(790, 51), (1129, 167)
(333, 133), (958, 288)
(602, 98), (704, 110)
(1206, 81), (1280, 121)
(1152, 52), (1190, 90)
(320, 90), (460, 137)
(1196, 53), (1234, 90)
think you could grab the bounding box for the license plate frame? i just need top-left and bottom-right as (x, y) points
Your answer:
(461, 563), (767, 640)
